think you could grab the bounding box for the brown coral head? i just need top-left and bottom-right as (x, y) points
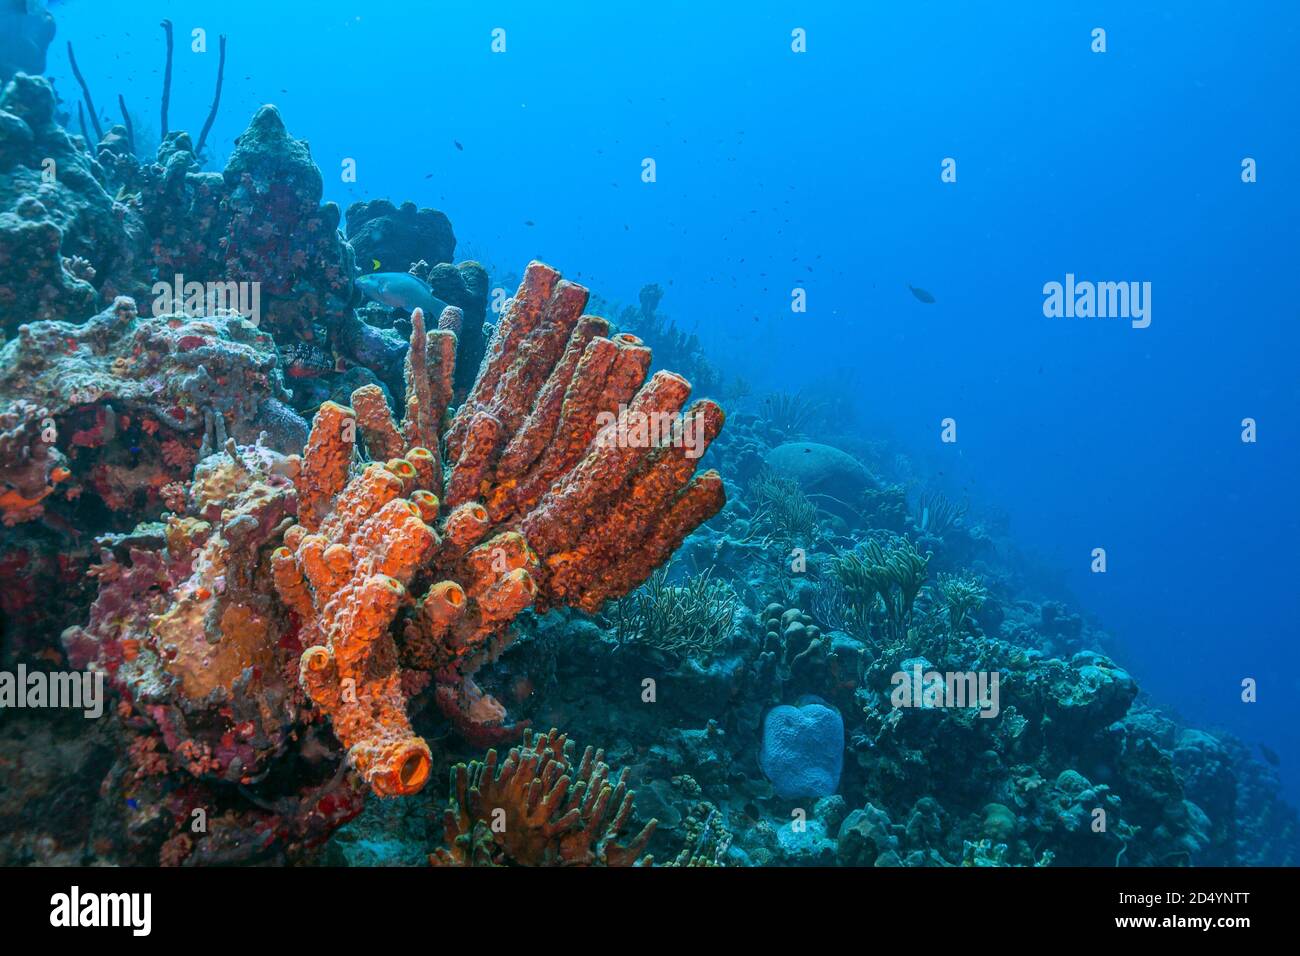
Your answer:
(409, 489), (441, 522)
(613, 332), (643, 347)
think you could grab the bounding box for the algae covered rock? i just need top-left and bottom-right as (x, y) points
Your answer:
(0, 74), (149, 334)
(345, 198), (456, 272)
(220, 105), (356, 340)
(1044, 651), (1138, 731)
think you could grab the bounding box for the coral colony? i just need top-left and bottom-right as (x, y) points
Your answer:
(0, 5), (1295, 876)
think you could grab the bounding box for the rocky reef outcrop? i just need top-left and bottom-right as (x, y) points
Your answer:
(0, 73), (149, 334)
(0, 296), (302, 528)
(15, 261), (724, 864)
(346, 199), (455, 276)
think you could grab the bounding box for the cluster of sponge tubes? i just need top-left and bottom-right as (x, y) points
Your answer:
(271, 261), (726, 797)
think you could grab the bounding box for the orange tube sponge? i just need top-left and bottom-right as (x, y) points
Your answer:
(447, 261), (558, 457)
(350, 384), (406, 461)
(279, 260), (726, 789)
(295, 400), (355, 530)
(273, 433), (440, 796)
(494, 314), (610, 481)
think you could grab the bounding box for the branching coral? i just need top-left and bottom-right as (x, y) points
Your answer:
(273, 261), (726, 794)
(914, 490), (967, 538)
(746, 467), (823, 545)
(811, 576), (872, 643)
(610, 564), (738, 660)
(833, 535), (931, 644)
(429, 728), (657, 866)
(935, 570), (987, 639)
(759, 391), (826, 440)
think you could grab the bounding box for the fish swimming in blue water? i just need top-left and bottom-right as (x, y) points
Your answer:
(355, 272), (451, 318)
(908, 285), (935, 304)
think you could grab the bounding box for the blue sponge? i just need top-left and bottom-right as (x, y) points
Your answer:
(759, 700), (844, 800)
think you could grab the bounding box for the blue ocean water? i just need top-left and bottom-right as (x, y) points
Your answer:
(45, 0), (1299, 813)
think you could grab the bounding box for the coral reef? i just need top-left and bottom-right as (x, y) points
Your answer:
(1, 29), (1295, 875)
(0, 81), (370, 417)
(2, 259), (724, 857)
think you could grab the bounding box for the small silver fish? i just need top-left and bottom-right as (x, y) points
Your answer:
(356, 272), (451, 317)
